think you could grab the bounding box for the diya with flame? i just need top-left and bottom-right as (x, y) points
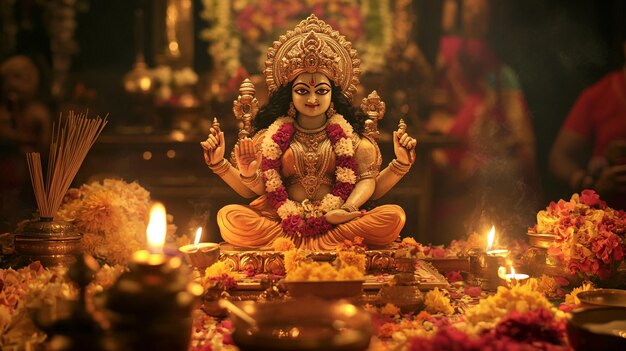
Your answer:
(179, 227), (220, 271)
(470, 226), (511, 290)
(104, 202), (203, 351)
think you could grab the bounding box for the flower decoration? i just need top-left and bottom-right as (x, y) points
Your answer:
(271, 237), (296, 251)
(460, 283), (565, 335)
(336, 251), (366, 274)
(525, 275), (566, 300)
(563, 281), (594, 306)
(336, 236), (367, 273)
(283, 248), (310, 274)
(0, 261), (124, 349)
(530, 190), (626, 280)
(395, 237), (454, 259)
(201, 261), (238, 291)
(285, 261), (363, 281)
(150, 65), (199, 106)
(199, 0), (393, 93)
(424, 288), (454, 315)
(261, 114), (356, 238)
(57, 179), (173, 265)
(408, 308), (568, 351)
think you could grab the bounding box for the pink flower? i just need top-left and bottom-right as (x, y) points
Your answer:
(267, 187), (288, 208)
(326, 123), (346, 143)
(272, 123), (295, 151)
(300, 217), (333, 238)
(445, 270), (463, 283)
(431, 247), (446, 258)
(591, 232), (622, 264)
(464, 286), (482, 298)
(281, 215), (302, 235)
(209, 273), (238, 290)
(408, 327), (479, 351)
(261, 157), (281, 171)
(336, 155), (357, 171)
(580, 189), (605, 208)
(491, 308), (567, 346)
(332, 182), (354, 201)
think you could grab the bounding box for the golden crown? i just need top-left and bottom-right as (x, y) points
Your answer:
(264, 15), (361, 101)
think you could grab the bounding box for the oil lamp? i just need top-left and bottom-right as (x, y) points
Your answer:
(474, 226), (510, 290)
(498, 266), (529, 288)
(179, 227), (220, 270)
(104, 202), (203, 351)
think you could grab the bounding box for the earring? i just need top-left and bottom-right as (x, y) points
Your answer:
(326, 102), (336, 119)
(288, 102), (296, 119)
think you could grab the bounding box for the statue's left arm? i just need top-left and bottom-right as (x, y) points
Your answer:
(371, 125), (417, 200)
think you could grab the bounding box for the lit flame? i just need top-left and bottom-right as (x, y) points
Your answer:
(498, 266), (507, 280)
(138, 77), (152, 92)
(510, 266), (516, 276)
(147, 202), (167, 254)
(194, 227), (202, 247)
(486, 225), (495, 251)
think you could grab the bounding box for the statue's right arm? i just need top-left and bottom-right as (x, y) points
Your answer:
(201, 126), (257, 198)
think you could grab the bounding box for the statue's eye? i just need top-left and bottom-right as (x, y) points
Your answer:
(316, 88), (330, 95)
(294, 88), (309, 95)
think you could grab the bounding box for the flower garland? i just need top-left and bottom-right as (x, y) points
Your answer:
(261, 114), (357, 238)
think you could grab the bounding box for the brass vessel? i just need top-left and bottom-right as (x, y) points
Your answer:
(14, 218), (82, 267)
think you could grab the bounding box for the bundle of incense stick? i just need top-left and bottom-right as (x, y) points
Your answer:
(26, 111), (108, 219)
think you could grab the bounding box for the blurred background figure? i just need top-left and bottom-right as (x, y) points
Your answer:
(425, 0), (539, 243)
(549, 37), (626, 210)
(0, 55), (51, 232)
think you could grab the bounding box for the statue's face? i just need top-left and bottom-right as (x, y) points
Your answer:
(291, 72), (332, 120)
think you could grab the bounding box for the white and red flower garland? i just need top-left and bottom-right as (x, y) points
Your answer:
(261, 114), (358, 238)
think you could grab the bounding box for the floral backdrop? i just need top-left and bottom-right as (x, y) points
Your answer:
(199, 0), (395, 91)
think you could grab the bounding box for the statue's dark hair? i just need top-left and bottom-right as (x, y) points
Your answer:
(253, 81), (366, 136)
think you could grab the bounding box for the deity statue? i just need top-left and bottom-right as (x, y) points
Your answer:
(201, 15), (417, 250)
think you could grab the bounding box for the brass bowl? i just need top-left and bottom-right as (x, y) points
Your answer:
(230, 299), (372, 351)
(567, 307), (626, 351)
(527, 233), (556, 249)
(577, 289), (626, 308)
(282, 280), (364, 300)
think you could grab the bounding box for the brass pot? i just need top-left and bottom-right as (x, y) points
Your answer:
(524, 233), (583, 285)
(527, 233), (557, 249)
(14, 218), (82, 267)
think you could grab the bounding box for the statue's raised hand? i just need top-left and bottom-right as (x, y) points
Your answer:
(234, 137), (261, 177)
(393, 119), (417, 165)
(200, 123), (225, 166)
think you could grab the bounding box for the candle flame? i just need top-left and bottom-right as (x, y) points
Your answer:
(498, 266), (507, 280)
(510, 266), (516, 276)
(486, 225), (495, 251)
(194, 227), (202, 247)
(147, 202), (167, 254)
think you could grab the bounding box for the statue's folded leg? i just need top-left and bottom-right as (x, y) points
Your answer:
(301, 204), (406, 251)
(217, 204), (283, 248)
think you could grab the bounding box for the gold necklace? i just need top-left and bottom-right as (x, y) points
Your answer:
(291, 126), (332, 198)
